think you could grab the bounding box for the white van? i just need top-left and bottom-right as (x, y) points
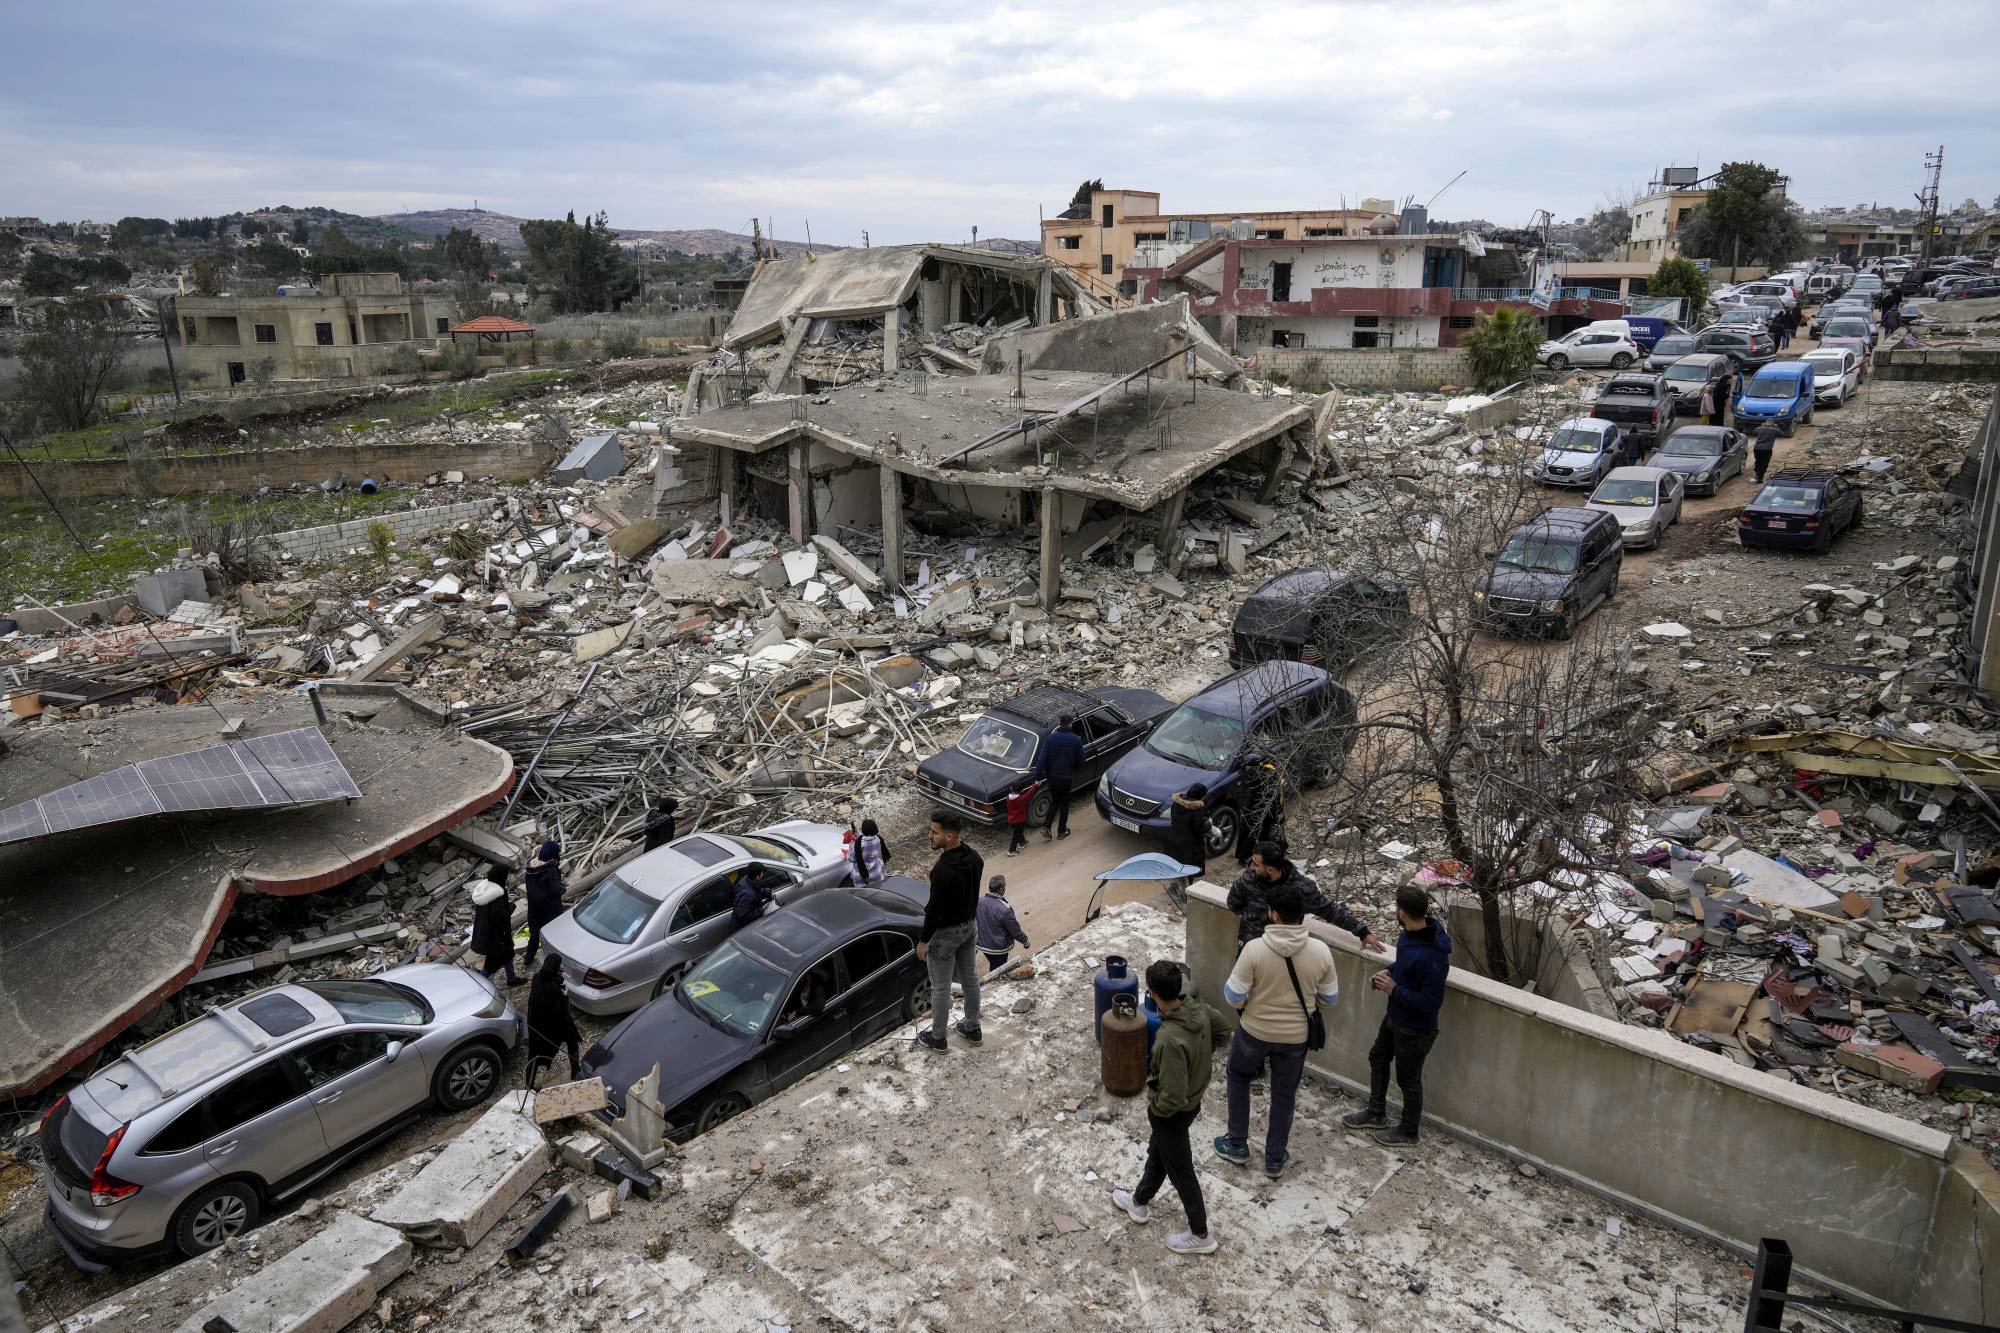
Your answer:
(1733, 280), (1798, 311)
(1805, 273), (1841, 300)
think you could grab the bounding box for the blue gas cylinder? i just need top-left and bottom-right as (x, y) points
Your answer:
(1093, 955), (1139, 1043)
(1142, 991), (1163, 1057)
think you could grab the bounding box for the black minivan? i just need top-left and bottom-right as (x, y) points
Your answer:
(1475, 507), (1622, 639)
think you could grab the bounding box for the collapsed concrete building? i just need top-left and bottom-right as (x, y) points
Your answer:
(674, 244), (1326, 607)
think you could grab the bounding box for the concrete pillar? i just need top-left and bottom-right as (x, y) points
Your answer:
(920, 278), (946, 333)
(1973, 413), (2000, 694)
(1036, 268), (1053, 325)
(878, 465), (904, 594)
(882, 307), (901, 376)
(1156, 486), (1188, 560)
(717, 446), (737, 527)
(1257, 439), (1290, 503)
(945, 273), (962, 325)
(787, 440), (810, 544)
(1038, 486), (1061, 610)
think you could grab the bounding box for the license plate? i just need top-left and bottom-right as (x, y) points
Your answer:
(1111, 816), (1140, 832)
(1768, 520), (1790, 530)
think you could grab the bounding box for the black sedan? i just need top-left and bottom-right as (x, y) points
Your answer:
(914, 682), (1171, 827)
(1737, 469), (1864, 552)
(1644, 426), (1748, 495)
(1228, 569), (1409, 671)
(580, 879), (932, 1139)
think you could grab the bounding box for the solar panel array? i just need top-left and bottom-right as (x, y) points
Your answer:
(0, 727), (361, 846)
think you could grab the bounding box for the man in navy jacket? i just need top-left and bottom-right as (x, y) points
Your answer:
(1034, 716), (1086, 841)
(1342, 886), (1452, 1147)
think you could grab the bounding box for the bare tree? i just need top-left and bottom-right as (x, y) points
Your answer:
(18, 301), (130, 432)
(1242, 403), (1661, 984)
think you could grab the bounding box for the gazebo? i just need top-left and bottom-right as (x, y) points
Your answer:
(448, 314), (537, 351)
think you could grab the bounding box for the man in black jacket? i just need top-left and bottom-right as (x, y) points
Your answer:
(1226, 843), (1386, 955)
(642, 797), (679, 852)
(917, 810), (985, 1051)
(522, 839), (565, 968)
(1034, 717), (1086, 841)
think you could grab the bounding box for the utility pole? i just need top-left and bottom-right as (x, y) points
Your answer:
(1918, 145), (1944, 261)
(160, 294), (183, 407)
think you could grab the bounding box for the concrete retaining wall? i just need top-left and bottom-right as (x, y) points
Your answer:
(1255, 345), (1476, 391)
(1182, 882), (1975, 1315)
(1876, 346), (2000, 383)
(0, 437), (557, 500)
(256, 498), (496, 563)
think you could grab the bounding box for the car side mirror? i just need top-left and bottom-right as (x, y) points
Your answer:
(384, 1041), (404, 1062)
(776, 1016), (813, 1039)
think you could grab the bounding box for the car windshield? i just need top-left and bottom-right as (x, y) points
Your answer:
(1497, 533), (1580, 575)
(1547, 426), (1605, 452)
(1590, 479), (1655, 506)
(725, 833), (804, 866)
(1824, 320), (1869, 338)
(1145, 705), (1247, 770)
(1661, 434), (1724, 457)
(956, 715), (1038, 770)
(1805, 355), (1847, 375)
(1662, 362), (1708, 382)
(572, 875), (656, 944)
(1653, 336), (1695, 357)
(679, 939), (787, 1038)
(301, 979), (429, 1025)
(1744, 373), (1797, 399)
(1752, 484), (1820, 511)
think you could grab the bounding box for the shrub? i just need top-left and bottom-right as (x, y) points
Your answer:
(367, 521), (394, 569)
(601, 327), (643, 360)
(546, 337), (574, 362)
(249, 356), (278, 387)
(386, 344), (423, 375)
(1462, 308), (1542, 390)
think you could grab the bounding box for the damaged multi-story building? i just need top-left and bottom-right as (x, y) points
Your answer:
(171, 271), (455, 384)
(672, 242), (1322, 609)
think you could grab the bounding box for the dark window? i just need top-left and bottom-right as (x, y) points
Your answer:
(141, 1105), (210, 1155)
(1355, 315), (1380, 328)
(1133, 231), (1166, 242)
(182, 317), (197, 344)
(314, 321), (334, 346)
(1057, 235), (1081, 251)
(206, 1060), (299, 1136)
(228, 361), (246, 385)
(1447, 315), (1476, 329)
(1258, 229), (1285, 240)
(240, 993), (314, 1037)
(1100, 254), (1113, 275)
(1081, 705), (1125, 741)
(292, 1032), (396, 1089)
(671, 876), (738, 931)
(838, 932), (894, 985)
(254, 323), (277, 343)
(675, 837), (734, 867)
(347, 319), (358, 345)
(436, 317), (449, 334)
(1101, 204), (1114, 228)
(1271, 261), (1292, 302)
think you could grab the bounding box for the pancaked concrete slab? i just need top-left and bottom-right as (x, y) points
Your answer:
(371, 1092), (549, 1249)
(172, 1210), (410, 1333)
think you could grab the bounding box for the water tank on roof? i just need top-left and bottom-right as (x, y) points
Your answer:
(1661, 166), (1700, 187)
(1398, 206), (1428, 235)
(1230, 219), (1256, 240)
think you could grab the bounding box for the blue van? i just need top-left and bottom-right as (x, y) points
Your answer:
(1732, 361), (1817, 436)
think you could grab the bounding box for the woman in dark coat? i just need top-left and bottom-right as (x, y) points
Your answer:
(522, 840), (565, 968)
(1163, 783), (1210, 875)
(468, 868), (520, 986)
(526, 953), (582, 1089)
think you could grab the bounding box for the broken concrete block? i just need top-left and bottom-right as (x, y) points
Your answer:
(552, 433), (624, 484)
(573, 621), (638, 663)
(1816, 933), (1844, 963)
(782, 549), (819, 585)
(586, 1187), (617, 1224)
(812, 535), (882, 591)
(836, 584), (874, 614)
(1864, 804), (1906, 836)
(1643, 622), (1691, 640)
(1693, 862), (1735, 887)
(557, 1133), (606, 1173)
(132, 566), (210, 617)
(503, 1186), (576, 1263)
(177, 1210), (411, 1333)
(373, 1094), (549, 1248)
(531, 1077), (607, 1125)
(609, 518), (670, 561)
(917, 583), (974, 628)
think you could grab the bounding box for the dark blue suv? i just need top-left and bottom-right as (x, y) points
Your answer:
(1093, 662), (1356, 857)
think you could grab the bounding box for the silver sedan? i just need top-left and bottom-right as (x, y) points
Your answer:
(539, 821), (856, 1015)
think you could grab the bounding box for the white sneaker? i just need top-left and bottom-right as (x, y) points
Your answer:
(1167, 1231), (1218, 1255)
(1110, 1189), (1150, 1224)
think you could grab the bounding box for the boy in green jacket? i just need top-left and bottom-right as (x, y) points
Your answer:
(1111, 959), (1232, 1255)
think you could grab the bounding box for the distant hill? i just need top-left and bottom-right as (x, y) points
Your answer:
(244, 205), (426, 247)
(374, 209), (826, 258)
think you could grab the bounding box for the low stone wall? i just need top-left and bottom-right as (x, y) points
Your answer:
(0, 437), (557, 500)
(256, 498), (497, 563)
(1876, 346), (2000, 382)
(1254, 345), (1476, 391)
(1182, 882), (1977, 1315)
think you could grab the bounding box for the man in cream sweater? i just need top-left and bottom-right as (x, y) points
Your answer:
(1215, 882), (1340, 1179)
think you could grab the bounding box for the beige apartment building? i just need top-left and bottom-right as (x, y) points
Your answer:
(1041, 187), (1395, 301)
(172, 272), (455, 384)
(1624, 185), (1711, 263)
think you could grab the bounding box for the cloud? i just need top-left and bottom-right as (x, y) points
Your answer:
(2, 0), (1994, 242)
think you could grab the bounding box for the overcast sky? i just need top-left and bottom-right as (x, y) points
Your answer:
(7, 0), (1996, 244)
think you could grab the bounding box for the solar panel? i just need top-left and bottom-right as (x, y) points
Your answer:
(0, 727), (362, 847)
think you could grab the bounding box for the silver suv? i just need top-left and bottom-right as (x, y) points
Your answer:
(40, 964), (522, 1270)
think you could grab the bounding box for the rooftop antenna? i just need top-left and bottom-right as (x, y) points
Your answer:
(1425, 170), (1467, 212)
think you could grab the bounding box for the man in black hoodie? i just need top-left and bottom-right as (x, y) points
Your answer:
(916, 809), (985, 1051)
(1226, 843), (1386, 956)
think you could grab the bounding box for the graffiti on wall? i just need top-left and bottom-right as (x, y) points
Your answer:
(1310, 257), (1371, 285)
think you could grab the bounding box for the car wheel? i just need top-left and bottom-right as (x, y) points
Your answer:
(695, 1089), (752, 1136)
(433, 1043), (503, 1111)
(1550, 611), (1575, 641)
(901, 973), (932, 1023)
(172, 1179), (260, 1258)
(650, 963), (688, 1002)
(1803, 404), (1815, 427)
(1204, 805), (1239, 858)
(1781, 417), (1797, 438)
(1849, 500), (1864, 532)
(1610, 353), (1633, 369)
(1026, 788), (1054, 828)
(1545, 353), (1568, 371)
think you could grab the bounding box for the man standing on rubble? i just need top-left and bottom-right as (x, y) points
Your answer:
(1226, 843), (1385, 957)
(1752, 421), (1780, 483)
(916, 809), (984, 1051)
(468, 869), (521, 987)
(522, 839), (565, 969)
(643, 797), (679, 852)
(1035, 716), (1085, 841)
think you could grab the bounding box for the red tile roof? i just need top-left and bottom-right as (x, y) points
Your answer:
(449, 315), (536, 334)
